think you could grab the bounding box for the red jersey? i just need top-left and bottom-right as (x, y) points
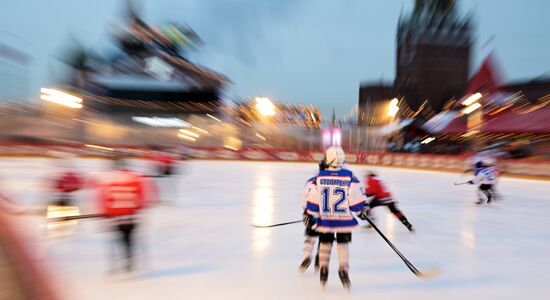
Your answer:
(99, 170), (147, 217)
(54, 171), (82, 193)
(365, 176), (392, 199)
(149, 151), (175, 166)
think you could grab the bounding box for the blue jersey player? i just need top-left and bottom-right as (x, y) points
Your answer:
(468, 161), (497, 204)
(303, 146), (368, 289)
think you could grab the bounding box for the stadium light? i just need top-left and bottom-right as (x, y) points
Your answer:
(132, 116), (190, 127)
(387, 98), (399, 117)
(461, 102), (482, 115)
(192, 126), (208, 134)
(206, 114), (222, 123)
(178, 133), (196, 142)
(421, 137), (435, 144)
(40, 88), (83, 109)
(85, 144), (114, 151)
(179, 129), (199, 138)
(255, 97), (276, 116)
(461, 93), (482, 106)
(256, 133), (266, 141)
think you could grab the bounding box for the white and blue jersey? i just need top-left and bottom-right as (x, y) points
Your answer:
(474, 167), (496, 185)
(304, 168), (367, 233)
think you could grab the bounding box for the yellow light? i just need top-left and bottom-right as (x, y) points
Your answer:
(256, 133), (266, 141)
(255, 97), (276, 116)
(310, 112), (316, 122)
(179, 129), (199, 138)
(85, 144), (113, 151)
(206, 114), (222, 122)
(40, 88), (83, 109)
(192, 126), (208, 134)
(461, 93), (482, 106)
(387, 98), (399, 117)
(462, 102), (482, 115)
(421, 137), (435, 144)
(178, 133), (196, 141)
(461, 130), (480, 138)
(224, 145), (238, 151)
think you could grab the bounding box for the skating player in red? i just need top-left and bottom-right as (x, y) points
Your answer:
(364, 170), (415, 233)
(148, 150), (176, 176)
(97, 157), (155, 273)
(51, 168), (83, 207)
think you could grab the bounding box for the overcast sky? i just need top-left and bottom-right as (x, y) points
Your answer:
(1, 0), (549, 117)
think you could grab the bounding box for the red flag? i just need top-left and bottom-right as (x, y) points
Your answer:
(464, 54), (504, 97)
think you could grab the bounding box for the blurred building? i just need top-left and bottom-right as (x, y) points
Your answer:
(359, 0), (471, 126)
(238, 98), (320, 128)
(55, 10), (232, 147)
(0, 39), (31, 102)
(76, 13), (229, 121)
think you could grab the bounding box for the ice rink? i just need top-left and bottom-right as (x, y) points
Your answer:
(1, 158), (550, 300)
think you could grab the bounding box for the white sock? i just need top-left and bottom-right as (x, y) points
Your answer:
(336, 243), (349, 271)
(319, 242), (332, 268)
(303, 236), (316, 260)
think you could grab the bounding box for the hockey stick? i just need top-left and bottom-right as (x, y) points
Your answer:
(365, 217), (440, 279)
(252, 220), (302, 228)
(48, 213), (103, 222)
(453, 181), (470, 186)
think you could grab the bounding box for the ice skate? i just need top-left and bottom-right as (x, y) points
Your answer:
(320, 267), (328, 288)
(298, 257), (311, 273)
(338, 268), (351, 290)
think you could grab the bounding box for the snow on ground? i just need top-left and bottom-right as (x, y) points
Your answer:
(1, 158), (550, 299)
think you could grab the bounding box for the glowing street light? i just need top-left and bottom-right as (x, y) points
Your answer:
(255, 97), (276, 116)
(462, 102), (482, 115)
(461, 92), (482, 106)
(387, 98), (399, 117)
(40, 88), (83, 109)
(179, 129), (199, 138)
(256, 133), (266, 141)
(421, 137), (435, 144)
(177, 133), (196, 142)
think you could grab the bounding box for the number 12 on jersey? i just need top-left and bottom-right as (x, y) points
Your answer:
(321, 187), (347, 214)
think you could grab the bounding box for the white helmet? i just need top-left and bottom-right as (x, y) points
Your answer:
(324, 146), (345, 169)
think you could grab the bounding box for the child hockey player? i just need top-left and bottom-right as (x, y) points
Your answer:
(364, 171), (415, 233)
(304, 146), (367, 289)
(299, 159), (329, 273)
(97, 156), (150, 273)
(50, 155), (83, 207)
(468, 161), (496, 204)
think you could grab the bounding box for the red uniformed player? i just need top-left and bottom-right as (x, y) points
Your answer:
(149, 151), (176, 176)
(364, 170), (415, 233)
(98, 157), (157, 273)
(52, 170), (83, 206)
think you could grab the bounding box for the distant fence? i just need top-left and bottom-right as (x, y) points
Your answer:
(0, 144), (548, 178)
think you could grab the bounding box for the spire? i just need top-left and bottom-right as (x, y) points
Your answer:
(331, 108), (337, 128)
(412, 0), (456, 18)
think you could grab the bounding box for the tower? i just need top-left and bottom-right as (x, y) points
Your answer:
(395, 0), (472, 111)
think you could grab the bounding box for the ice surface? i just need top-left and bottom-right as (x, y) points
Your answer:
(1, 158), (550, 299)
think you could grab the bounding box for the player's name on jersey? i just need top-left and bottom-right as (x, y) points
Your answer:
(319, 178), (351, 187)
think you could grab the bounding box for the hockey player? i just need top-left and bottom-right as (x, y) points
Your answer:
(363, 171), (415, 233)
(299, 160), (328, 273)
(97, 157), (150, 273)
(468, 161), (496, 204)
(51, 166), (83, 207)
(304, 146), (367, 289)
